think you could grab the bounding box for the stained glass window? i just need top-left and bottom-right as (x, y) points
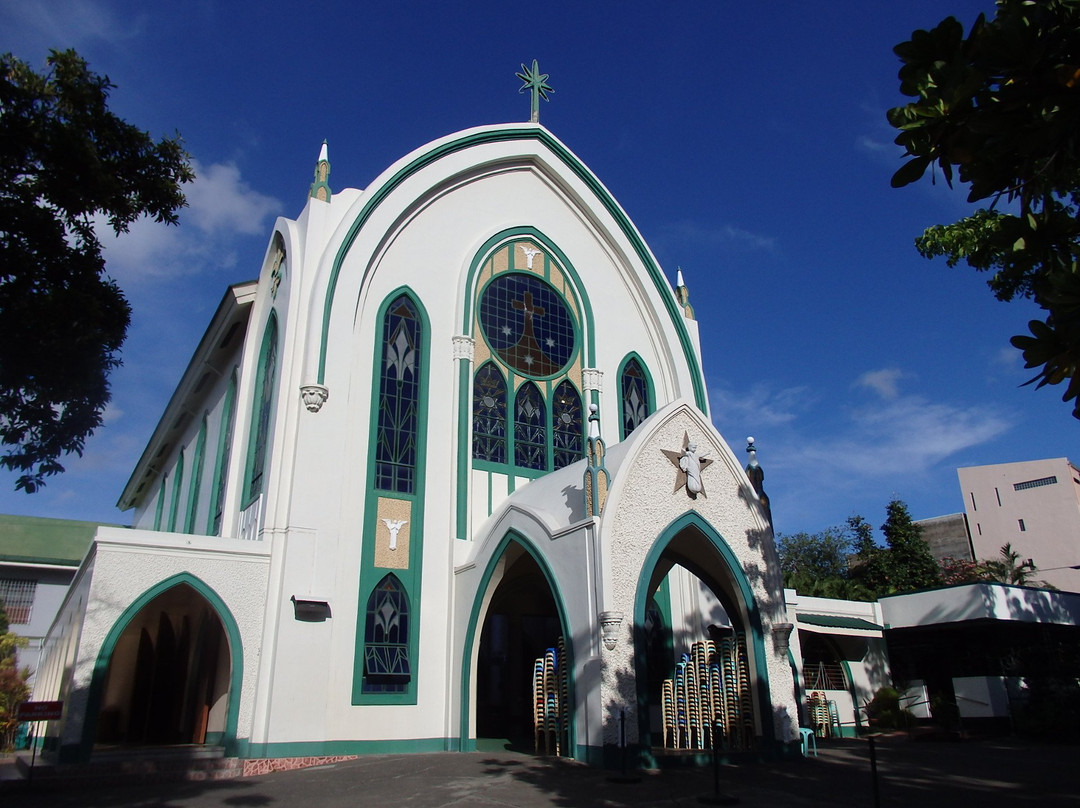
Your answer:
(552, 380), (583, 469)
(211, 373), (237, 536)
(375, 296), (422, 493)
(478, 273), (575, 377)
(247, 316), (278, 503)
(362, 574), (411, 693)
(514, 382), (546, 469)
(473, 362), (507, 463)
(620, 358), (651, 438)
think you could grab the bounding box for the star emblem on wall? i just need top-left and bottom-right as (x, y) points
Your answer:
(661, 431), (714, 499)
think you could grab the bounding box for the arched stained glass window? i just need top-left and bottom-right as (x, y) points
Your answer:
(375, 295), (422, 493)
(620, 357), (651, 438)
(185, 415), (207, 534)
(362, 574), (411, 694)
(514, 382), (546, 470)
(552, 380), (583, 469)
(210, 372), (237, 536)
(168, 450), (184, 532)
(472, 362), (507, 464)
(246, 315), (279, 504)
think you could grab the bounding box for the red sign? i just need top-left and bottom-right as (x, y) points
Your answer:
(18, 700), (63, 721)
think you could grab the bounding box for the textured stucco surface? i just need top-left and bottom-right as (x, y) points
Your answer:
(59, 530), (270, 748)
(600, 403), (797, 745)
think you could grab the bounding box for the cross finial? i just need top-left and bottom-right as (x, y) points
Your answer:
(517, 59), (553, 123)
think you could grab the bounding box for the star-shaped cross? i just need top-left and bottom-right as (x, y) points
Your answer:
(661, 431), (714, 499)
(517, 59), (553, 123)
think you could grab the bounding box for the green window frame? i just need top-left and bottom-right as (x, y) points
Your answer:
(209, 371), (238, 536)
(185, 415), (208, 533)
(154, 476), (167, 531)
(244, 313), (279, 507)
(167, 449), (184, 531)
(618, 354), (654, 439)
(469, 239), (587, 477)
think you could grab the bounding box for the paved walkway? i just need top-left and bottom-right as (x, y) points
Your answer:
(2, 735), (1077, 807)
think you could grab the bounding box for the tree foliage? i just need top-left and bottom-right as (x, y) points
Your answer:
(0, 601), (30, 752)
(0, 49), (193, 491)
(941, 542), (1053, 587)
(887, 1), (1080, 417)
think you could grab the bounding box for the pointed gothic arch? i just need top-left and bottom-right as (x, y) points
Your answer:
(632, 511), (773, 763)
(459, 532), (575, 757)
(78, 573), (243, 762)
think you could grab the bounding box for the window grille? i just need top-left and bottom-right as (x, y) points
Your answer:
(804, 661), (846, 690)
(0, 578), (36, 624)
(1014, 476), (1057, 491)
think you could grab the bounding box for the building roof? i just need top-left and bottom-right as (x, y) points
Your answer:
(0, 513), (113, 567)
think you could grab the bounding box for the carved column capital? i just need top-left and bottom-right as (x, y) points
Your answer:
(582, 368), (604, 393)
(300, 384), (329, 413)
(452, 335), (475, 362)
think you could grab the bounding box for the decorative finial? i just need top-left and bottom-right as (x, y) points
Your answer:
(584, 402), (610, 517)
(746, 436), (758, 468)
(744, 436), (772, 523)
(517, 60), (553, 123)
(675, 267), (695, 320)
(309, 139), (331, 202)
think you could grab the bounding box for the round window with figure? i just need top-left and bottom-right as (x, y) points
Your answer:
(477, 272), (577, 378)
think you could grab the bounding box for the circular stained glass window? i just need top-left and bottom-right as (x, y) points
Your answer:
(478, 273), (576, 376)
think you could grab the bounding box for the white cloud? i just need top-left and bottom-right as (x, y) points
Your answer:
(854, 367), (905, 400)
(711, 379), (1010, 530)
(660, 220), (778, 254)
(98, 159), (282, 283)
(0, 0), (144, 53)
(183, 161), (282, 236)
(710, 383), (810, 429)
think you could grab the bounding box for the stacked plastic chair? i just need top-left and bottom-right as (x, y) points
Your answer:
(658, 634), (753, 752)
(531, 638), (570, 756)
(807, 691), (831, 738)
(736, 634), (754, 750)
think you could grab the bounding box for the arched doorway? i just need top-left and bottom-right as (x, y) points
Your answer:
(634, 513), (772, 760)
(87, 578), (237, 753)
(465, 536), (573, 755)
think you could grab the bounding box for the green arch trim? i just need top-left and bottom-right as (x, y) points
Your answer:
(616, 351), (656, 440)
(458, 530), (576, 756)
(315, 127), (706, 411)
(632, 511), (774, 761)
(77, 572), (244, 762)
(353, 287), (430, 704)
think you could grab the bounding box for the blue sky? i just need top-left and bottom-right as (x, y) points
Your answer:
(0, 1), (1073, 541)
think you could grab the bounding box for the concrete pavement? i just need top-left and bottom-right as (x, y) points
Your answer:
(1, 735), (1077, 807)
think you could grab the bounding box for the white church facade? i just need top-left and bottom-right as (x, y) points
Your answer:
(33, 121), (799, 766)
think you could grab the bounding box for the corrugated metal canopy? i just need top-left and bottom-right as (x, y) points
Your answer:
(797, 613), (883, 632)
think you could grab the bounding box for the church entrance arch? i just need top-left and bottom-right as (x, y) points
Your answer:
(81, 574), (241, 759)
(633, 513), (773, 760)
(462, 534), (574, 756)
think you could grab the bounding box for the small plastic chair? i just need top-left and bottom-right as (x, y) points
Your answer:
(798, 727), (817, 757)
